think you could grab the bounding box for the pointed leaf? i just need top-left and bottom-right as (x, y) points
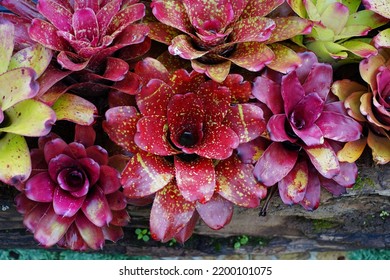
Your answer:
(341, 40), (378, 59)
(196, 194), (233, 230)
(173, 211), (199, 244)
(168, 34), (208, 60)
(75, 213), (105, 250)
(227, 42), (274, 72)
(0, 134), (31, 186)
(223, 104), (266, 144)
(337, 138), (367, 163)
(254, 142), (298, 187)
(103, 106), (141, 153)
(82, 187), (113, 227)
(150, 182), (196, 243)
(281, 71), (305, 115)
(135, 116), (179, 156)
(299, 168), (321, 211)
(278, 160), (308, 205)
(25, 172), (55, 203)
(175, 156), (216, 203)
(29, 19), (68, 51)
(0, 67), (38, 111)
(137, 79), (173, 116)
(102, 225), (124, 243)
(304, 141), (340, 178)
(241, 0), (284, 18)
(321, 2), (349, 35)
(8, 44), (52, 78)
(374, 29), (390, 48)
(231, 17), (275, 43)
(217, 155), (267, 208)
(98, 165), (121, 194)
(362, 0), (390, 18)
(191, 60), (231, 83)
(151, 0), (192, 34)
(37, 0), (73, 33)
(267, 114), (297, 143)
(0, 99), (55, 137)
(53, 187), (85, 217)
(34, 205), (75, 247)
(266, 43), (302, 74)
(51, 93), (96, 125)
(367, 130), (390, 164)
(266, 17), (312, 44)
(121, 151), (174, 198)
(252, 75), (283, 114)
(0, 19), (14, 74)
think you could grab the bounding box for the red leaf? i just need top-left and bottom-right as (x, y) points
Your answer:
(278, 160), (308, 205)
(174, 156), (216, 203)
(150, 182), (196, 242)
(196, 194), (233, 230)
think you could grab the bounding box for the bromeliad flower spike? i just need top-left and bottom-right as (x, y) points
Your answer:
(104, 58), (267, 242)
(16, 125), (130, 250)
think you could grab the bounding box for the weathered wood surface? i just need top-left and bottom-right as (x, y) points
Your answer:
(0, 155), (389, 258)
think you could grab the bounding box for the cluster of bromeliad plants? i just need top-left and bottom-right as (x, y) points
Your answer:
(0, 0), (389, 250)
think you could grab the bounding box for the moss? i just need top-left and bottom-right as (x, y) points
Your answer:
(312, 219), (338, 232)
(353, 175), (375, 190)
(348, 249), (390, 260)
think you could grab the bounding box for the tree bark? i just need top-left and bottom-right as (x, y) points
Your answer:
(0, 154), (389, 257)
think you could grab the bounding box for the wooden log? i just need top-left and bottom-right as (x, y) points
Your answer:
(0, 154), (389, 258)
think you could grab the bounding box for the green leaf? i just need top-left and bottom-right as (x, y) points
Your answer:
(52, 93), (97, 125)
(0, 68), (39, 111)
(0, 133), (31, 186)
(0, 20), (14, 75)
(135, 228), (142, 235)
(142, 235), (150, 242)
(0, 99), (56, 137)
(8, 44), (52, 78)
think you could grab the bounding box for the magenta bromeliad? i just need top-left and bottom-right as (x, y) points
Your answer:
(0, 0), (388, 250)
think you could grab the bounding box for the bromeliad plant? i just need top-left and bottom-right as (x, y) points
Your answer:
(0, 0), (389, 251)
(103, 58), (267, 242)
(147, 0), (313, 82)
(332, 48), (390, 164)
(287, 0), (388, 64)
(252, 51), (362, 209)
(16, 125), (130, 250)
(0, 19), (56, 187)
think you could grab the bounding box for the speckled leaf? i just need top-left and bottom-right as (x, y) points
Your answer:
(299, 167), (321, 211)
(107, 3), (145, 37)
(241, 0), (284, 18)
(135, 115), (179, 156)
(75, 212), (105, 250)
(51, 93), (96, 125)
(121, 151), (174, 198)
(34, 205), (75, 247)
(367, 130), (390, 164)
(57, 51), (90, 71)
(150, 182), (196, 242)
(146, 22), (182, 45)
(374, 29), (390, 48)
(134, 57), (169, 84)
(0, 67), (38, 111)
(0, 19), (14, 74)
(363, 0), (390, 18)
(286, 0), (307, 18)
(29, 18), (68, 51)
(37, 0), (73, 32)
(254, 142), (298, 187)
(196, 194), (233, 230)
(136, 79), (174, 116)
(151, 0), (192, 34)
(230, 17), (275, 43)
(191, 60), (231, 83)
(227, 42), (274, 72)
(0, 133), (31, 186)
(223, 104), (266, 144)
(0, 99), (55, 137)
(303, 141), (340, 179)
(236, 137), (270, 164)
(169, 34), (208, 60)
(266, 43), (302, 74)
(192, 123), (239, 160)
(278, 160), (308, 205)
(216, 155), (267, 208)
(222, 74), (252, 103)
(266, 17), (312, 44)
(337, 138), (367, 163)
(175, 156), (216, 203)
(81, 187), (113, 227)
(8, 44), (52, 78)
(103, 106), (141, 153)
